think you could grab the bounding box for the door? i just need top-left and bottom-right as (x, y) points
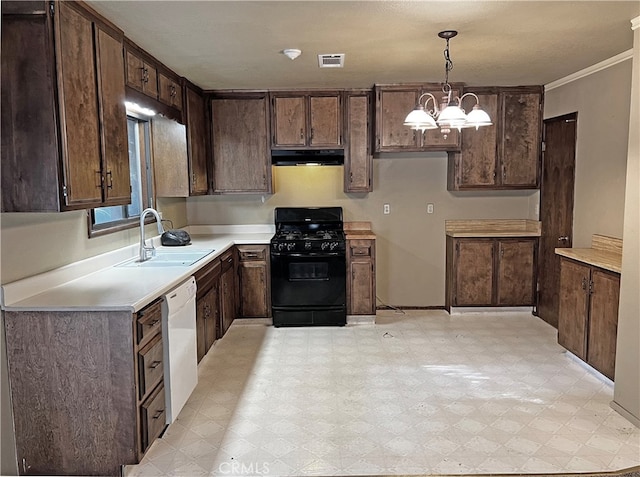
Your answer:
(185, 86), (209, 195)
(376, 89), (419, 150)
(344, 94), (372, 192)
(239, 262), (269, 317)
(558, 259), (589, 359)
(537, 113), (577, 327)
(309, 95), (341, 147)
(272, 96), (306, 147)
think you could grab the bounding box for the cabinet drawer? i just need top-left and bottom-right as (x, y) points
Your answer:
(238, 247), (267, 262)
(138, 334), (163, 400)
(195, 258), (221, 297)
(220, 249), (234, 272)
(136, 299), (163, 347)
(350, 240), (373, 257)
(140, 383), (166, 453)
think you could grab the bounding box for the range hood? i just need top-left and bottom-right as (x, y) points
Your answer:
(271, 149), (344, 166)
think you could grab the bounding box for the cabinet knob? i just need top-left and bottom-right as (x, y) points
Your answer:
(558, 236), (569, 242)
(581, 277), (588, 290)
(149, 360), (162, 369)
(106, 171), (113, 190)
(300, 128), (304, 140)
(152, 410), (163, 420)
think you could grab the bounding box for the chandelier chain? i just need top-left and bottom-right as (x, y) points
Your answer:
(443, 37), (454, 94)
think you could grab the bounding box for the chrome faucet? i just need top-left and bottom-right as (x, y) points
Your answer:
(139, 208), (164, 262)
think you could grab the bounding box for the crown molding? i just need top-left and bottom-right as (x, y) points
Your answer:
(632, 16), (639, 30)
(545, 49), (633, 92)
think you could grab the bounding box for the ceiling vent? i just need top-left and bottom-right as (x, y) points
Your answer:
(318, 54), (345, 68)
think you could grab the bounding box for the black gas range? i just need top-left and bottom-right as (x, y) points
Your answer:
(270, 207), (347, 327)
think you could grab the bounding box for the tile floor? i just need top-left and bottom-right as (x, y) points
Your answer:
(127, 310), (640, 476)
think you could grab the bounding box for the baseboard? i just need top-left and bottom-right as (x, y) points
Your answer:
(376, 305), (446, 310)
(610, 400), (640, 428)
(233, 318), (273, 326)
(449, 306), (534, 314)
(347, 315), (375, 324)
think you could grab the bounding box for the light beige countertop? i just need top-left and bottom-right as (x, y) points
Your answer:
(445, 219), (542, 237)
(1, 226), (273, 313)
(344, 221), (376, 240)
(555, 234), (623, 274)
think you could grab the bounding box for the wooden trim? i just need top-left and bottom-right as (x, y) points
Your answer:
(445, 219), (541, 236)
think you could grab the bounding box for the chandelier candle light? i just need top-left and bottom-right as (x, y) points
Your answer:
(404, 30), (492, 137)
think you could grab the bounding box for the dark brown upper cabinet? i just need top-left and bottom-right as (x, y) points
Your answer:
(1, 1), (130, 212)
(344, 91), (373, 193)
(125, 45), (158, 100)
(447, 86), (543, 190)
(158, 70), (183, 112)
(374, 83), (463, 153)
(184, 82), (209, 195)
(211, 93), (272, 193)
(270, 91), (343, 149)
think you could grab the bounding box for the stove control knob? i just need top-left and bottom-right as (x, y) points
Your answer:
(287, 243), (296, 251)
(278, 243), (285, 252)
(330, 242), (339, 250)
(321, 242), (330, 251)
(304, 241), (312, 250)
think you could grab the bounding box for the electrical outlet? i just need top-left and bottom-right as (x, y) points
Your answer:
(383, 203), (390, 215)
(427, 203), (434, 214)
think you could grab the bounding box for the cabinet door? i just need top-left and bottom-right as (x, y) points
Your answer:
(272, 96), (306, 147)
(1, 13), (62, 212)
(239, 262), (269, 317)
(587, 269), (620, 380)
(196, 293), (207, 362)
(454, 93), (499, 189)
(158, 72), (182, 111)
(151, 115), (189, 197)
(375, 89), (419, 151)
(55, 2), (103, 207)
(558, 259), (589, 360)
(344, 94), (372, 192)
(125, 49), (145, 92)
(212, 97), (271, 193)
(496, 239), (536, 306)
(204, 283), (219, 353)
(219, 256), (236, 337)
(95, 26), (130, 206)
(454, 240), (494, 306)
(420, 87), (461, 150)
(500, 92), (541, 187)
(185, 86), (209, 195)
(309, 95), (341, 147)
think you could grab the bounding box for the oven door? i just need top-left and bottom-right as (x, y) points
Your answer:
(271, 252), (346, 309)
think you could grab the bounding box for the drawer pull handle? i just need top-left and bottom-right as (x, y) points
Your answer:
(149, 319), (160, 326)
(149, 360), (161, 369)
(245, 253), (258, 258)
(152, 410), (163, 419)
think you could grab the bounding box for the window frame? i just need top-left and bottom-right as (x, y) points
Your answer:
(87, 114), (155, 238)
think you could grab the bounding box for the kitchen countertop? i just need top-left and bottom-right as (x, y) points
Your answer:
(554, 234), (623, 274)
(445, 219), (542, 237)
(1, 227), (273, 313)
(344, 221), (376, 240)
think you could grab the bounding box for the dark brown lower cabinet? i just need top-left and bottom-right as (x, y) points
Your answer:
(219, 248), (237, 336)
(558, 257), (620, 380)
(445, 236), (537, 311)
(194, 258), (221, 362)
(347, 239), (377, 315)
(3, 298), (166, 476)
(237, 245), (271, 318)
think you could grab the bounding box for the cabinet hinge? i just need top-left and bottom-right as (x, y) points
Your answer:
(62, 185), (68, 197)
(49, 1), (54, 15)
(455, 242), (459, 256)
(541, 141), (546, 152)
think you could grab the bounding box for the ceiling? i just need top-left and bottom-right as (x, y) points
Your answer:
(86, 1), (639, 91)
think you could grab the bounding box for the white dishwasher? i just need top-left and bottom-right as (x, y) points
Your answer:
(162, 276), (198, 424)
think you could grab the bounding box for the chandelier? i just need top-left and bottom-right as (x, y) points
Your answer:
(404, 30), (492, 137)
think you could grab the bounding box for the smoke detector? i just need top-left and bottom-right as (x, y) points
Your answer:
(318, 54), (345, 68)
(282, 49), (302, 60)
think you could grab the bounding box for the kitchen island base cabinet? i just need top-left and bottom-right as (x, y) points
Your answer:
(446, 237), (537, 311)
(558, 257), (620, 380)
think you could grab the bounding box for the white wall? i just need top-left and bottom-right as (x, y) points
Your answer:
(613, 18), (640, 427)
(544, 59), (632, 246)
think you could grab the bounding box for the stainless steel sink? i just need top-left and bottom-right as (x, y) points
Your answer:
(117, 249), (215, 267)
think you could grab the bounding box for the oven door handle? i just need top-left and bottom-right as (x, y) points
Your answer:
(271, 251), (344, 258)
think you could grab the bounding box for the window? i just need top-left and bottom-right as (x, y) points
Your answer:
(89, 116), (154, 236)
